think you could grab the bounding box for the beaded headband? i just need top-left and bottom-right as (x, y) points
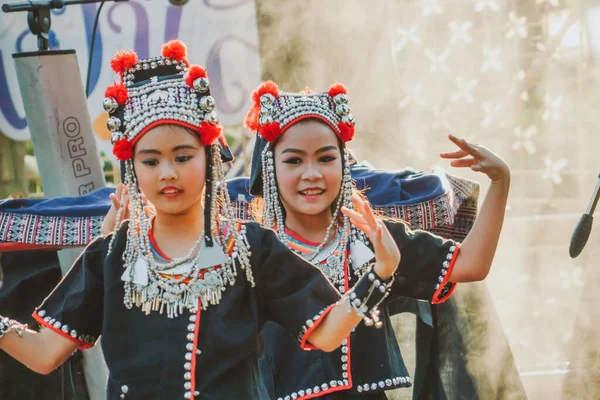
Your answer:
(104, 40), (224, 161)
(244, 81), (356, 145)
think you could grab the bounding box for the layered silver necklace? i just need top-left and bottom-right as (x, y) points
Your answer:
(285, 226), (375, 294)
(285, 226), (347, 293)
(122, 220), (253, 319)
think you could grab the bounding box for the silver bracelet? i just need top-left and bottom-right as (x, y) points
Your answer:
(0, 316), (28, 340)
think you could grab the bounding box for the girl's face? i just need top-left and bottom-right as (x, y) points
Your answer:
(273, 119), (343, 223)
(133, 124), (206, 216)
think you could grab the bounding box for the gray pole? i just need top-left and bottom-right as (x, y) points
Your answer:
(13, 49), (108, 400)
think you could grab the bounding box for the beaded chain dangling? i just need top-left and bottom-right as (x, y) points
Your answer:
(100, 41), (259, 318)
(261, 145), (363, 294)
(115, 146), (255, 318)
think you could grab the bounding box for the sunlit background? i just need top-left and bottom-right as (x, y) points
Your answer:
(1, 0), (600, 398)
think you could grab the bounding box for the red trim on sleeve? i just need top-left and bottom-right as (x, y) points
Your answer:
(299, 304), (335, 351)
(31, 312), (94, 350)
(189, 300), (202, 397)
(431, 245), (460, 304)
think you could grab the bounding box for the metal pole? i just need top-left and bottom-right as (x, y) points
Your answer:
(13, 49), (108, 400)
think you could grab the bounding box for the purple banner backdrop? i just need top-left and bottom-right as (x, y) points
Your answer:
(0, 0), (260, 163)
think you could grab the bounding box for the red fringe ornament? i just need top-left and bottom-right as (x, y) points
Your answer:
(113, 139), (133, 161)
(259, 121), (282, 143)
(251, 81), (279, 104)
(199, 121), (222, 145)
(161, 40), (188, 64)
(328, 83), (347, 98)
(245, 81), (280, 132)
(185, 65), (208, 88)
(110, 50), (138, 75)
(105, 83), (129, 105)
(337, 122), (355, 143)
(244, 104), (261, 132)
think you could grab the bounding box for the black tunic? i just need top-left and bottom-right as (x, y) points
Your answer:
(259, 221), (459, 399)
(32, 222), (341, 399)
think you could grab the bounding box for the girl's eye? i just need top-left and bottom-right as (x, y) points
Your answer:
(282, 157), (302, 165)
(142, 159), (158, 166)
(320, 156), (336, 163)
(175, 155), (193, 163)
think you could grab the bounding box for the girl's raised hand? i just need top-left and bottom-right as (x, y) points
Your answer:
(440, 134), (510, 182)
(100, 184), (154, 235)
(341, 195), (400, 280)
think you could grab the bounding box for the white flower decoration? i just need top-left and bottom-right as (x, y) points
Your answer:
(481, 102), (502, 127)
(422, 0), (443, 17)
(393, 25), (422, 53)
(506, 11), (528, 40)
(424, 48), (451, 73)
(542, 156), (567, 184)
(512, 125), (537, 154)
(398, 85), (426, 108)
(450, 77), (478, 103)
(542, 94), (562, 121)
(475, 0), (499, 13)
(449, 21), (473, 44)
(481, 47), (502, 72)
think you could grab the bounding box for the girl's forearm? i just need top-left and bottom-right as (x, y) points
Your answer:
(306, 297), (361, 352)
(0, 323), (78, 374)
(449, 175), (510, 282)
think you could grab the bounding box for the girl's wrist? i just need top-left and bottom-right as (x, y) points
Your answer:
(373, 261), (396, 281)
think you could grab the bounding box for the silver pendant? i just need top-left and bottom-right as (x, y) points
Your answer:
(196, 241), (229, 269)
(350, 239), (375, 270)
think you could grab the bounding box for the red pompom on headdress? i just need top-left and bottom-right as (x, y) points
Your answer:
(113, 139), (133, 161)
(105, 83), (129, 105)
(259, 121), (282, 143)
(110, 50), (138, 75)
(161, 40), (188, 65)
(328, 83), (347, 98)
(337, 122), (355, 142)
(199, 121), (222, 145)
(185, 65), (208, 88)
(251, 80), (279, 104)
(245, 81), (280, 132)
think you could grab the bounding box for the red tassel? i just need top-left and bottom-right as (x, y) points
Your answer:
(259, 121), (282, 143)
(199, 121), (222, 145)
(110, 50), (138, 75)
(244, 103), (261, 132)
(246, 81), (280, 132)
(113, 139), (133, 161)
(251, 81), (279, 104)
(185, 65), (208, 88)
(105, 83), (129, 105)
(162, 40), (187, 61)
(328, 83), (347, 98)
(337, 122), (355, 143)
